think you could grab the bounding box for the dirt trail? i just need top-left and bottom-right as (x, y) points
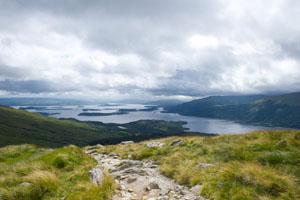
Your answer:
(89, 152), (205, 200)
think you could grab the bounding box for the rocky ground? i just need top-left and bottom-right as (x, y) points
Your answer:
(86, 148), (205, 200)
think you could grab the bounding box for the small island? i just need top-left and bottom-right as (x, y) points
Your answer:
(78, 111), (128, 116)
(82, 109), (101, 111)
(139, 106), (160, 111)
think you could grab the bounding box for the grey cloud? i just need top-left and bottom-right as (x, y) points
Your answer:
(0, 79), (78, 94)
(0, 0), (300, 98)
(0, 64), (26, 79)
(0, 80), (57, 93)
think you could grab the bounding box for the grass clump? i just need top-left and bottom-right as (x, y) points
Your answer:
(105, 130), (300, 200)
(0, 144), (115, 200)
(52, 156), (68, 169)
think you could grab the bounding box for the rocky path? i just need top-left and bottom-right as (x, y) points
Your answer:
(88, 151), (205, 200)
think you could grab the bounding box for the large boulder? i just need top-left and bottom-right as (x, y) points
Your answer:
(89, 168), (104, 186)
(146, 142), (165, 147)
(148, 182), (160, 190)
(169, 139), (184, 146)
(275, 139), (287, 148)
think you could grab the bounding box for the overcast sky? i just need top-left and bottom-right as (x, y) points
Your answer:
(0, 0), (300, 100)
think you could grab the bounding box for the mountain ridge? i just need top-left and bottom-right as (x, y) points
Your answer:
(165, 92), (300, 128)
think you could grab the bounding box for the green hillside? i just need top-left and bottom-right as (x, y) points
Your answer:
(257, 92), (300, 106)
(0, 106), (199, 148)
(0, 105), (119, 147)
(0, 144), (114, 200)
(166, 92), (300, 128)
(104, 130), (300, 200)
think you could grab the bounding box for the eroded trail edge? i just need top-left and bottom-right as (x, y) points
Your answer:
(87, 150), (205, 200)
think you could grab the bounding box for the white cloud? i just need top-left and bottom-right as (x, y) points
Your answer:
(188, 35), (219, 49)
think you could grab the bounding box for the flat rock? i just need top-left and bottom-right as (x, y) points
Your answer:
(160, 188), (169, 195)
(89, 168), (104, 186)
(127, 177), (137, 183)
(194, 163), (215, 169)
(109, 152), (117, 156)
(146, 142), (165, 147)
(191, 185), (202, 194)
(120, 141), (134, 145)
(97, 144), (105, 148)
(19, 182), (31, 187)
(85, 149), (97, 155)
(169, 139), (184, 146)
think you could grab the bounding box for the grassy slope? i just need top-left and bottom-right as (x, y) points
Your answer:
(103, 130), (300, 200)
(0, 144), (115, 200)
(0, 106), (119, 147)
(261, 92), (300, 106)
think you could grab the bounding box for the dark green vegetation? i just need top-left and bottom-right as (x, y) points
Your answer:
(166, 92), (300, 128)
(106, 130), (300, 200)
(0, 98), (87, 106)
(0, 106), (207, 148)
(0, 144), (115, 200)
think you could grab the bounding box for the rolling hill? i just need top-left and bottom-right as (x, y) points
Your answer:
(165, 92), (300, 128)
(0, 106), (205, 148)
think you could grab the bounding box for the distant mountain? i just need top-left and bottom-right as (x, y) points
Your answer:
(145, 99), (185, 107)
(166, 95), (266, 116)
(165, 92), (300, 128)
(0, 98), (88, 106)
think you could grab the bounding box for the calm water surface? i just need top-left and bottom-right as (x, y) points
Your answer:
(15, 104), (286, 134)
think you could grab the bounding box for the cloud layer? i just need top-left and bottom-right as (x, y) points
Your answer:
(0, 0), (300, 99)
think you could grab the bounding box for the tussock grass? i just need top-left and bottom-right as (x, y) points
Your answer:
(0, 144), (115, 200)
(103, 130), (300, 200)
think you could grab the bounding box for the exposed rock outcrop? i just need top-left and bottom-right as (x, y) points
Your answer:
(146, 142), (165, 147)
(89, 168), (104, 186)
(275, 139), (287, 148)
